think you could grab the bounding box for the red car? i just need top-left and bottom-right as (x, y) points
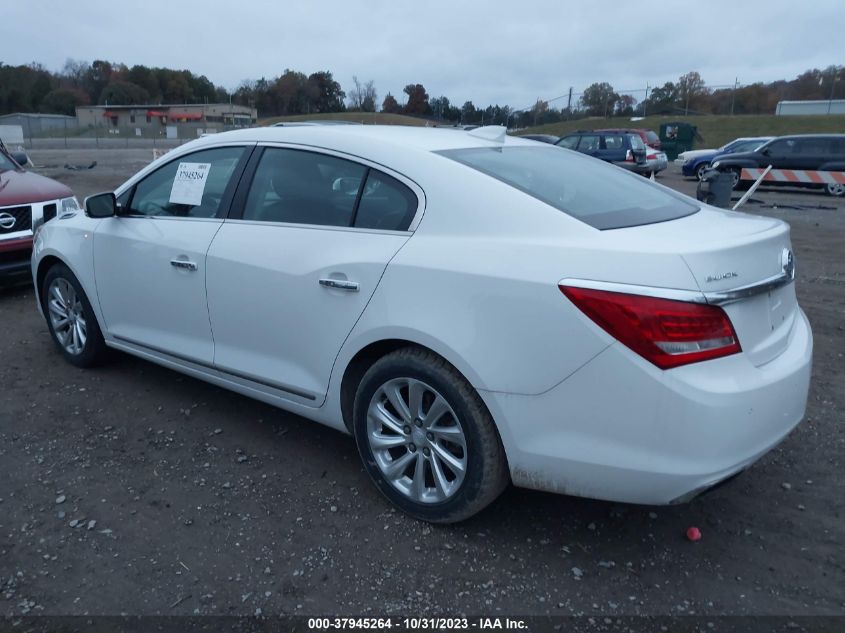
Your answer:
(0, 142), (78, 283)
(594, 128), (661, 150)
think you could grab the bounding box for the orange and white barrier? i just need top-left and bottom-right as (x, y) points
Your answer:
(740, 167), (845, 185)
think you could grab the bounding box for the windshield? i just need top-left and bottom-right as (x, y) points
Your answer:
(0, 148), (17, 171)
(731, 140), (767, 153)
(438, 146), (698, 230)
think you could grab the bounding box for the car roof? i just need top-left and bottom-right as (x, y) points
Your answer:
(183, 124), (538, 154)
(772, 134), (845, 139)
(565, 129), (640, 136)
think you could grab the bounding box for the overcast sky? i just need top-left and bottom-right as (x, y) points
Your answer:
(2, 0), (841, 110)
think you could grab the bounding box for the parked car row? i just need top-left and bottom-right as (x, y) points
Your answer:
(678, 133), (845, 197)
(677, 137), (774, 180)
(521, 128), (669, 178)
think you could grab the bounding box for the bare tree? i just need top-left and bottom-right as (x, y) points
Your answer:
(348, 76), (377, 112)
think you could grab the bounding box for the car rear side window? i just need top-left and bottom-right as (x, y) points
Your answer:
(242, 148), (366, 226)
(438, 146), (697, 230)
(354, 171), (417, 231)
(242, 148), (417, 231)
(603, 135), (623, 150)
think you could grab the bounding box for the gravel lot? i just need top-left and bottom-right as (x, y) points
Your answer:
(1, 149), (843, 619)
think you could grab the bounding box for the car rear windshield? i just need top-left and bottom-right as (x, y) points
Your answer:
(628, 134), (646, 151)
(438, 146), (698, 230)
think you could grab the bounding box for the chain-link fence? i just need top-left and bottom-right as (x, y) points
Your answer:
(12, 118), (249, 150)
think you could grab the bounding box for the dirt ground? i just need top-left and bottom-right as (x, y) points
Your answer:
(1, 149), (843, 619)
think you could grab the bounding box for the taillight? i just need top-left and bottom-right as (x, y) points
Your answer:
(559, 285), (741, 369)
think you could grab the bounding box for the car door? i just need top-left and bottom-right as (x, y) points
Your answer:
(792, 137), (830, 171)
(759, 139), (800, 170)
(93, 145), (249, 364)
(205, 146), (420, 404)
(596, 134), (624, 163)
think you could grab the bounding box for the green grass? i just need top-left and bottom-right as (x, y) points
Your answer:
(520, 114), (845, 148)
(259, 112), (435, 127)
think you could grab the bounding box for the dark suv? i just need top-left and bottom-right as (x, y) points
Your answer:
(713, 134), (845, 196)
(556, 131), (649, 174)
(0, 141), (78, 283)
(594, 127), (661, 150)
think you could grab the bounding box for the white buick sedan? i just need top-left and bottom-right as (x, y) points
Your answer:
(32, 125), (812, 523)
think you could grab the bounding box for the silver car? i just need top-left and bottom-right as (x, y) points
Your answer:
(644, 147), (668, 177)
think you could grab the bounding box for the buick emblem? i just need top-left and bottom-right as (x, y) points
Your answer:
(0, 212), (15, 230)
(705, 271), (739, 283)
(781, 248), (795, 280)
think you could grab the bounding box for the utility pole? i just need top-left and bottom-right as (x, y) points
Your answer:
(828, 71), (839, 114)
(566, 87), (573, 120)
(643, 84), (650, 117)
(730, 77), (738, 116)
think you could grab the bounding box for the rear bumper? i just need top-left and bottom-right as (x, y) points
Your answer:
(481, 308), (813, 505)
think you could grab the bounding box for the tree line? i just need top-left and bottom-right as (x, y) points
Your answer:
(1, 59), (842, 127)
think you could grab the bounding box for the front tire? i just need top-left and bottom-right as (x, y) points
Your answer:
(695, 163), (709, 181)
(41, 263), (108, 368)
(352, 347), (508, 523)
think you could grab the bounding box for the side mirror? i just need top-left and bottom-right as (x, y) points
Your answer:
(11, 151), (28, 166)
(85, 192), (117, 218)
(761, 148), (771, 156)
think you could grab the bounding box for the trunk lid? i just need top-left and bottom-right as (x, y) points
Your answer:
(599, 206), (797, 367)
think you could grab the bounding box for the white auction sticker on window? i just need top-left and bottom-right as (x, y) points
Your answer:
(169, 162), (211, 206)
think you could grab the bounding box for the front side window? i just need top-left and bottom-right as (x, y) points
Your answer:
(765, 139), (796, 155)
(128, 146), (245, 218)
(578, 135), (600, 152)
(242, 148), (418, 231)
(439, 146), (697, 230)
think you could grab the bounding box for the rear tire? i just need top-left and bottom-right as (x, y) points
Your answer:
(826, 183), (845, 197)
(352, 347), (509, 523)
(41, 263), (109, 368)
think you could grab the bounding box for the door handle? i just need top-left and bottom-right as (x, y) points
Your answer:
(319, 278), (359, 292)
(170, 259), (198, 272)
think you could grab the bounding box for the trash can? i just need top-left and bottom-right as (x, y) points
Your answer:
(696, 168), (733, 208)
(659, 122), (701, 161)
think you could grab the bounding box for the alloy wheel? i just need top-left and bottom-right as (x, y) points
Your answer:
(366, 377), (467, 503)
(826, 183), (845, 197)
(47, 277), (87, 355)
